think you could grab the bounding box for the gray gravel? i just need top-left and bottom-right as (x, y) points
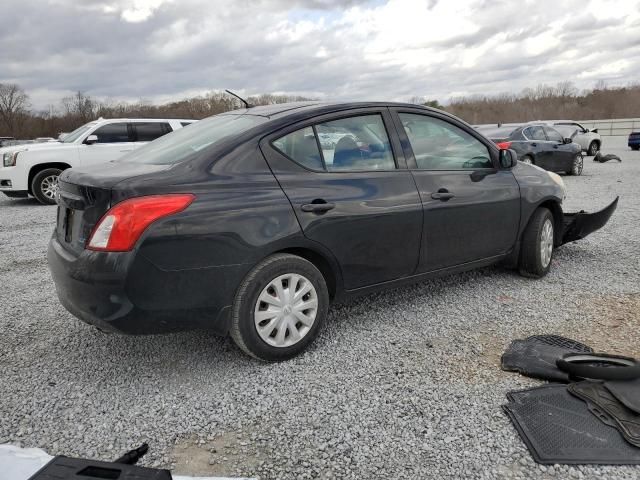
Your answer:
(1, 137), (639, 479)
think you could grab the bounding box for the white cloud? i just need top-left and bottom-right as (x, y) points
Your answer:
(2, 0), (640, 109)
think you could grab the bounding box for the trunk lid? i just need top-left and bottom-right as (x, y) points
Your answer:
(55, 162), (169, 254)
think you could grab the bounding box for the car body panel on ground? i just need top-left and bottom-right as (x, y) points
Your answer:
(47, 102), (615, 351)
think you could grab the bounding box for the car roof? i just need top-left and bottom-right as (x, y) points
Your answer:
(219, 101), (442, 119)
(94, 117), (197, 124)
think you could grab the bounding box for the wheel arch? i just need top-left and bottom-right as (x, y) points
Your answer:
(275, 246), (342, 300)
(536, 199), (564, 246)
(28, 162), (71, 194)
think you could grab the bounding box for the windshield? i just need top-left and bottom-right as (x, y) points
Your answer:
(121, 114), (267, 165)
(61, 124), (95, 143)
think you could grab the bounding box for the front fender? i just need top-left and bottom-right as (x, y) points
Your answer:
(561, 197), (618, 245)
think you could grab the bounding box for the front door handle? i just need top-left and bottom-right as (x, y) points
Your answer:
(431, 189), (455, 201)
(531, 143), (537, 147)
(301, 202), (335, 213)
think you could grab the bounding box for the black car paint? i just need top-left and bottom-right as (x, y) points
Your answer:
(485, 124), (581, 173)
(47, 102), (610, 336)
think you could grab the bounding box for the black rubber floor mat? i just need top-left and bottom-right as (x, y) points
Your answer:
(503, 384), (640, 464)
(605, 379), (640, 414)
(569, 381), (640, 448)
(501, 335), (593, 382)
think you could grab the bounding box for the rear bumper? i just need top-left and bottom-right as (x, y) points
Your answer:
(561, 197), (618, 245)
(47, 234), (246, 335)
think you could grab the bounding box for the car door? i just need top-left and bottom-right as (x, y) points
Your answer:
(131, 121), (172, 149)
(522, 126), (551, 168)
(260, 109), (423, 290)
(543, 126), (574, 170)
(391, 108), (520, 272)
(77, 122), (134, 166)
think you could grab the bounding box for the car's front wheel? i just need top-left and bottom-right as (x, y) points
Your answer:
(230, 254), (329, 361)
(568, 154), (583, 176)
(521, 155), (534, 165)
(518, 208), (555, 278)
(31, 168), (62, 205)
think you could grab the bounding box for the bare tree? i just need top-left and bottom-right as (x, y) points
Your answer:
(61, 91), (97, 123)
(0, 83), (30, 136)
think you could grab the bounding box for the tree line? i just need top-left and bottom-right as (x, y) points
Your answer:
(1, 81), (639, 139)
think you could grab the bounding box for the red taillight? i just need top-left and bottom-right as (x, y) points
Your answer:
(496, 141), (512, 149)
(87, 194), (195, 252)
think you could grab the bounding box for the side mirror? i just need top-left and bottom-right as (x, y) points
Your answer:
(563, 137), (573, 144)
(499, 148), (518, 169)
(85, 134), (98, 145)
(592, 128), (598, 134)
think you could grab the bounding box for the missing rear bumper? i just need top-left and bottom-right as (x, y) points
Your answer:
(561, 197), (618, 245)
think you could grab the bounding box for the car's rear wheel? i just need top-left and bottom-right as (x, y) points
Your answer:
(568, 154), (583, 176)
(230, 253), (329, 361)
(632, 146), (639, 151)
(31, 168), (62, 205)
(519, 208), (554, 278)
(587, 141), (599, 156)
(521, 155), (534, 164)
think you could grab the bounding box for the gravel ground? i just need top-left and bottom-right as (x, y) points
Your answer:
(1, 137), (639, 480)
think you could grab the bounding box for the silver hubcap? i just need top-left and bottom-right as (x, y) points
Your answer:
(254, 273), (318, 348)
(523, 157), (532, 164)
(540, 219), (554, 268)
(41, 175), (59, 199)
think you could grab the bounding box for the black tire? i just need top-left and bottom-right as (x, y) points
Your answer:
(521, 155), (534, 165)
(230, 253), (329, 361)
(31, 168), (62, 205)
(587, 141), (599, 156)
(518, 208), (555, 278)
(567, 154), (583, 176)
(632, 146), (640, 151)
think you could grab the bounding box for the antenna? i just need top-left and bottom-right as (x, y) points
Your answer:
(225, 90), (253, 109)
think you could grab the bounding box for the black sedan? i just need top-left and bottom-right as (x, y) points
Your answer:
(478, 124), (584, 175)
(48, 102), (617, 360)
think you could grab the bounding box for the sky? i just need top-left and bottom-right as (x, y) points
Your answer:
(2, 0), (639, 110)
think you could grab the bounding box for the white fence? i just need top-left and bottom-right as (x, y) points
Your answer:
(578, 118), (640, 137)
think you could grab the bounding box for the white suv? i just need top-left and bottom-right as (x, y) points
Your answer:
(0, 118), (196, 204)
(533, 120), (602, 156)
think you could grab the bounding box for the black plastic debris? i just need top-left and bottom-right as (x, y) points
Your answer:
(557, 353), (640, 381)
(501, 335), (593, 382)
(503, 384), (640, 465)
(569, 381), (640, 448)
(605, 379), (640, 414)
(593, 152), (622, 163)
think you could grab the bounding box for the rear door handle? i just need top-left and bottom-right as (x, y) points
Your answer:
(431, 189), (455, 201)
(531, 143), (537, 147)
(301, 202), (335, 213)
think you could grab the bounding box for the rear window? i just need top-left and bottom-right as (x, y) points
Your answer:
(133, 122), (170, 142)
(121, 114), (266, 165)
(477, 126), (518, 139)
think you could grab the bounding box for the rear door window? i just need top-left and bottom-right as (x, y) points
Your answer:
(524, 126), (546, 141)
(272, 127), (323, 170)
(91, 123), (131, 143)
(272, 114), (396, 172)
(133, 122), (170, 142)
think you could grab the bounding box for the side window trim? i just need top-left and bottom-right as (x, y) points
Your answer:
(390, 108), (497, 170)
(311, 125), (328, 171)
(266, 109), (404, 173)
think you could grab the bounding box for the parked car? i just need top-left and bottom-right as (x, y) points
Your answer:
(537, 120), (601, 155)
(48, 102), (617, 361)
(629, 131), (640, 151)
(478, 123), (584, 175)
(0, 118), (197, 204)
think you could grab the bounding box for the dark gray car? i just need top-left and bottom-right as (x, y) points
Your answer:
(48, 102), (618, 360)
